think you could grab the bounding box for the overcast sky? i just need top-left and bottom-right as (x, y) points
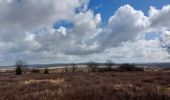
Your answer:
(0, 0), (170, 65)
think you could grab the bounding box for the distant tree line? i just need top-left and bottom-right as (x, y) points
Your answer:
(15, 60), (144, 75)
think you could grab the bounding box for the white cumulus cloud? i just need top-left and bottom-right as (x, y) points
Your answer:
(0, 2), (170, 65)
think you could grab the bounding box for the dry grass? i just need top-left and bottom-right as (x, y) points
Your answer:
(0, 71), (170, 100)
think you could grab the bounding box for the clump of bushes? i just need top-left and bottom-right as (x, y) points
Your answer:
(44, 68), (49, 74)
(117, 63), (144, 71)
(87, 62), (98, 72)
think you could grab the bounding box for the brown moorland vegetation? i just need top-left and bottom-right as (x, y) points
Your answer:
(0, 69), (170, 100)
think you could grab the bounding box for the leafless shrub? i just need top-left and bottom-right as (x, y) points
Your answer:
(105, 60), (115, 71)
(87, 61), (98, 72)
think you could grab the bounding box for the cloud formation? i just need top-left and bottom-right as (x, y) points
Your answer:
(0, 1), (170, 65)
(98, 5), (149, 49)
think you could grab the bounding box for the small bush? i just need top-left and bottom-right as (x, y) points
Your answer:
(71, 64), (77, 72)
(15, 60), (26, 75)
(44, 68), (49, 74)
(87, 62), (98, 72)
(31, 69), (40, 73)
(118, 63), (144, 71)
(16, 66), (22, 75)
(65, 67), (69, 72)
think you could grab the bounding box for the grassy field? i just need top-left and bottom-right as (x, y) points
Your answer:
(0, 69), (170, 100)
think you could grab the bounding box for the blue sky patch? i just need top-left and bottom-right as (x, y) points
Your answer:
(53, 20), (74, 29)
(89, 0), (170, 22)
(145, 32), (159, 40)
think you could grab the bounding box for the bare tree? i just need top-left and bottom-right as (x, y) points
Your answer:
(105, 60), (114, 71)
(160, 32), (170, 52)
(87, 61), (98, 72)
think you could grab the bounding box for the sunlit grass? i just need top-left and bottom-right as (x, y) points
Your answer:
(23, 78), (64, 85)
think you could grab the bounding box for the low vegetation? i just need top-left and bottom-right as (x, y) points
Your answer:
(0, 70), (170, 100)
(1, 62), (169, 100)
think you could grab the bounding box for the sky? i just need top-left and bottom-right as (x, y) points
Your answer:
(0, 0), (170, 65)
